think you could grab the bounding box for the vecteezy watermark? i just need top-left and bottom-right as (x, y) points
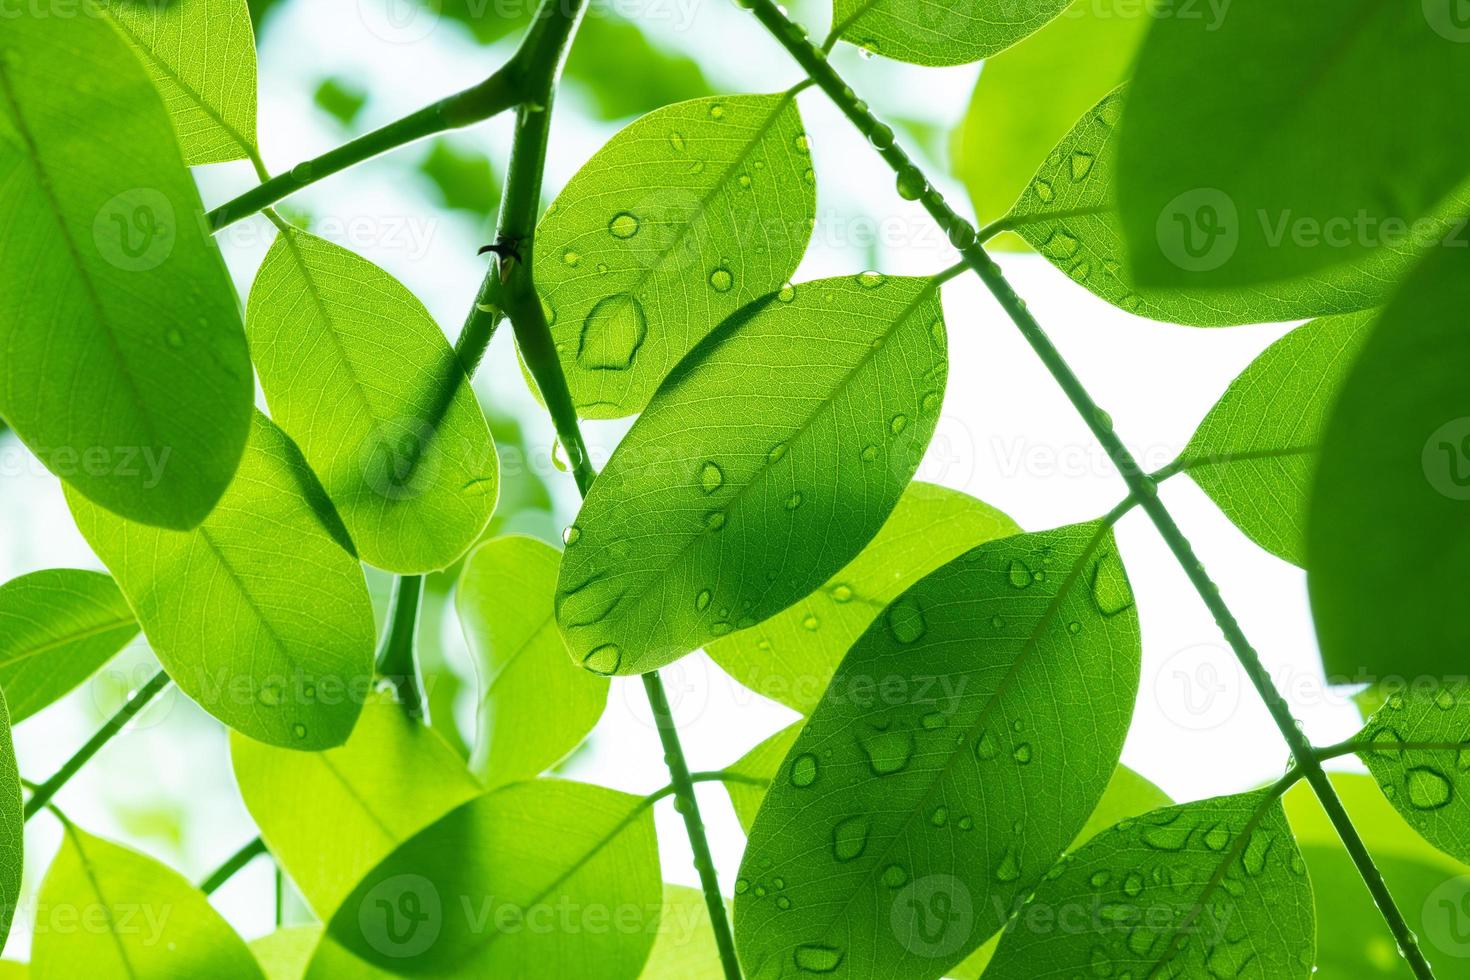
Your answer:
(358, 0), (440, 44)
(1422, 417), (1470, 501)
(0, 440), (172, 488)
(1056, 0), (1232, 29)
(1153, 643), (1243, 732)
(1424, 0), (1470, 42)
(93, 188), (175, 272)
(360, 874), (444, 958)
(891, 874), (974, 959)
(1155, 188), (1239, 273)
(1423, 875), (1470, 958)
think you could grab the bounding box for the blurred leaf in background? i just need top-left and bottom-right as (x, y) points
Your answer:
(419, 139), (501, 218)
(312, 76), (369, 128)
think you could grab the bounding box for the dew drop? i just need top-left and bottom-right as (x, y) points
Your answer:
(958, 815), (974, 831)
(802, 614), (820, 631)
(921, 391), (942, 414)
(1436, 687), (1458, 711)
(830, 583), (854, 603)
(886, 596), (927, 645)
(164, 328), (185, 349)
(292, 723), (307, 740)
(881, 864), (908, 888)
(1090, 550), (1135, 617)
(696, 589), (712, 611)
(930, 805), (949, 827)
(790, 753), (819, 788)
(889, 414), (909, 435)
(1122, 872), (1145, 897)
(1012, 742), (1033, 765)
(737, 173), (752, 189)
(861, 730), (915, 776)
(832, 815), (870, 861)
(1070, 151), (1096, 181)
(705, 510), (727, 531)
(608, 211), (640, 239)
(582, 644), (622, 675)
(794, 133), (810, 154)
(1007, 560), (1032, 590)
(777, 282), (796, 303)
(994, 848), (1022, 883)
(1067, 621), (1082, 635)
(700, 461), (724, 494)
(709, 102), (727, 120)
(668, 131), (686, 152)
(562, 249), (581, 267)
(258, 684), (282, 706)
(867, 123), (893, 150)
(1040, 227), (1080, 260)
(577, 293), (648, 371)
(709, 266), (735, 292)
(793, 944), (844, 974)
(562, 525), (581, 546)
(975, 733), (999, 760)
(1089, 870), (1111, 889)
(776, 896), (791, 910)
(896, 166), (926, 201)
(1202, 823), (1230, 852)
(1407, 767), (1454, 810)
(1032, 178), (1054, 203)
(860, 444), (879, 462)
(856, 270), (885, 289)
(921, 712), (947, 730)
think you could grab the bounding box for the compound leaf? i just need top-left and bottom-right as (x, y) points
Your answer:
(247, 225), (498, 573)
(1177, 312), (1375, 565)
(0, 569), (138, 722)
(327, 779), (660, 978)
(0, 11), (253, 528)
(708, 482), (1017, 713)
(456, 536), (607, 786)
(1307, 242), (1470, 681)
(105, 0), (259, 164)
(231, 694), (483, 917)
(67, 412), (376, 749)
(830, 0), (1068, 66)
(1004, 88), (1467, 326)
(33, 824), (262, 980)
(1117, 0), (1470, 288)
(535, 92), (813, 419)
(735, 522), (1140, 980)
(556, 275), (947, 676)
(984, 791), (1314, 979)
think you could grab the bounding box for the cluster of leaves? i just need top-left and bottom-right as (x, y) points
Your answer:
(0, 0), (1468, 978)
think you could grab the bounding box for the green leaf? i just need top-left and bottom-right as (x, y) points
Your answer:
(953, 0), (1147, 252)
(0, 569), (138, 722)
(67, 412), (376, 749)
(1003, 88), (1466, 326)
(419, 141), (498, 217)
(104, 0), (259, 164)
(0, 690), (19, 952)
(535, 92), (814, 419)
(1117, 1), (1470, 288)
(708, 482), (1017, 713)
(830, 0), (1068, 66)
(984, 791), (1313, 979)
(231, 693), (483, 917)
(313, 77), (367, 129)
(556, 274), (947, 676)
(1284, 773), (1470, 979)
(0, 11), (253, 529)
(1354, 683), (1470, 865)
(456, 536), (607, 786)
(32, 823), (263, 979)
(564, 15), (713, 121)
(1307, 242), (1470, 681)
(947, 765), (1172, 980)
(1176, 312), (1375, 566)
(247, 225), (499, 573)
(725, 723), (801, 835)
(252, 925), (400, 980)
(640, 885), (730, 980)
(327, 779), (661, 977)
(734, 521), (1140, 979)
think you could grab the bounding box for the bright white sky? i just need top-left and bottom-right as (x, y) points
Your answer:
(0, 0), (1367, 956)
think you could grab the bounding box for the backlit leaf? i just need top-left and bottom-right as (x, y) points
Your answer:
(0, 569), (138, 722)
(1307, 242), (1470, 681)
(1177, 312), (1374, 565)
(1117, 0), (1470, 288)
(984, 791), (1314, 979)
(707, 482), (1017, 713)
(105, 0), (259, 164)
(456, 536), (607, 786)
(231, 694), (483, 917)
(0, 11), (253, 528)
(328, 779), (660, 977)
(32, 824), (262, 979)
(535, 92), (814, 419)
(247, 225), (499, 573)
(67, 413), (376, 749)
(735, 522), (1140, 979)
(830, 0), (1069, 66)
(556, 275), (947, 676)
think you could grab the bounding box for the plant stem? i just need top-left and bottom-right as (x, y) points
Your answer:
(208, 70), (519, 232)
(736, 3), (1436, 976)
(200, 836), (268, 895)
(24, 669), (171, 821)
(460, 6), (737, 972)
(375, 574), (427, 719)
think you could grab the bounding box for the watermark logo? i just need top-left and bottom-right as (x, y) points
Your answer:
(891, 874), (973, 959)
(1156, 188), (1238, 272)
(359, 0), (440, 43)
(359, 419), (444, 502)
(93, 188), (174, 272)
(359, 874), (442, 958)
(1154, 643), (1242, 731)
(1425, 0), (1470, 42)
(1422, 418), (1470, 500)
(1423, 875), (1470, 957)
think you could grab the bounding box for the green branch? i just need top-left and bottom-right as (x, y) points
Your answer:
(374, 574), (426, 719)
(200, 836), (269, 895)
(24, 669), (171, 822)
(734, 3), (1437, 977)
